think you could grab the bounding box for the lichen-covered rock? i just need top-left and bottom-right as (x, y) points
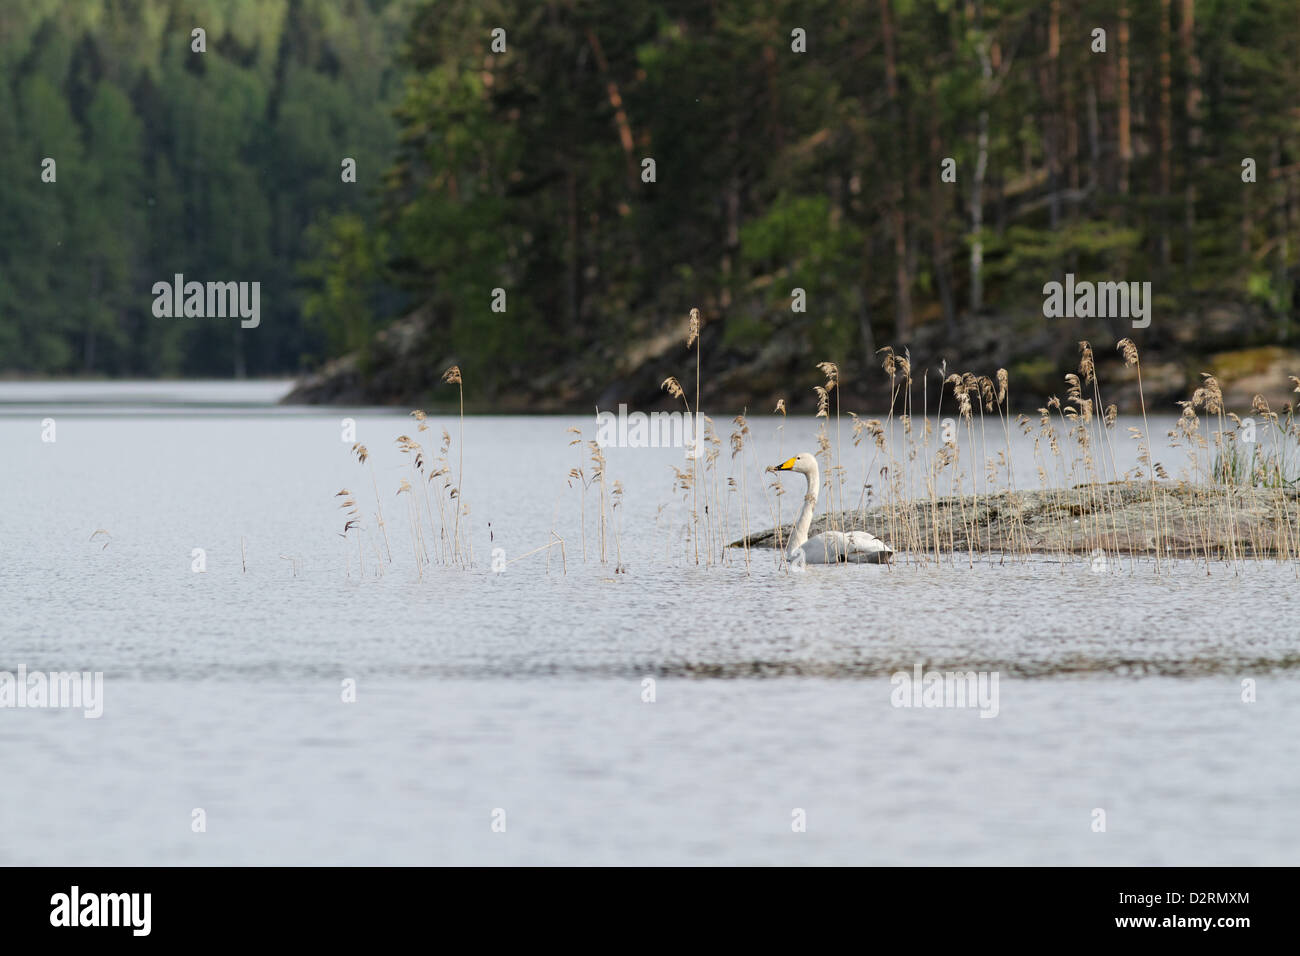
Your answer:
(734, 482), (1300, 557)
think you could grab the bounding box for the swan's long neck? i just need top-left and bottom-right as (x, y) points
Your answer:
(787, 460), (819, 555)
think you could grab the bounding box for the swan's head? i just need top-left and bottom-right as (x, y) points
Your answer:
(771, 452), (818, 476)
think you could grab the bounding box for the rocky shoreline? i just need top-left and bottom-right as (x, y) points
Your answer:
(280, 301), (1300, 416)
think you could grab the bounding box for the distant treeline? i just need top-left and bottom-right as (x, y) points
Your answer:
(2, 1), (1299, 394)
(0, 0), (412, 377)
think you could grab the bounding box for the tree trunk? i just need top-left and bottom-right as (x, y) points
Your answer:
(566, 167), (580, 330)
(1158, 0), (1173, 267)
(1044, 0), (1061, 229)
(85, 261), (101, 373)
(1118, 0), (1131, 198)
(1085, 73), (1100, 202)
(969, 2), (991, 314)
(585, 28), (638, 194)
(1275, 141), (1289, 330)
(858, 288), (877, 373)
(722, 173), (739, 310)
(928, 83), (956, 333)
(1181, 0), (1202, 273)
(878, 0), (912, 341)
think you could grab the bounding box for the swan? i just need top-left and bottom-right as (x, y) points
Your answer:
(771, 453), (893, 564)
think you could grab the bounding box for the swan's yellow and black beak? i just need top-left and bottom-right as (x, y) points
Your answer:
(773, 457), (797, 471)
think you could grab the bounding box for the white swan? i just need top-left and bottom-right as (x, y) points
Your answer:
(772, 453), (893, 564)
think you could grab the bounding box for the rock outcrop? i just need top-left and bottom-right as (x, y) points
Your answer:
(734, 482), (1300, 558)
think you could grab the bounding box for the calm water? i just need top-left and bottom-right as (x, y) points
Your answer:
(1, 382), (1297, 865)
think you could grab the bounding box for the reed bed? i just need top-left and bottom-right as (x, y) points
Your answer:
(330, 366), (478, 578)
(647, 320), (1300, 574)
(332, 362), (628, 579)
(327, 315), (1300, 579)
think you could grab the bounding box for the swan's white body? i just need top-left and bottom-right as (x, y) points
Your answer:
(774, 453), (893, 565)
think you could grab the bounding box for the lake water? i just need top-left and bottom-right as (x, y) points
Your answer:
(1, 381), (1297, 865)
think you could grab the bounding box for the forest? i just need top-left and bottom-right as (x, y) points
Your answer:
(0, 0), (411, 378)
(2, 0), (1298, 410)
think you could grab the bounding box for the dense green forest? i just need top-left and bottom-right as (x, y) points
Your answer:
(2, 1), (1299, 409)
(0, 0), (412, 377)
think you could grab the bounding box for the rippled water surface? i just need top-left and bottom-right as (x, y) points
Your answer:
(2, 382), (1297, 864)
